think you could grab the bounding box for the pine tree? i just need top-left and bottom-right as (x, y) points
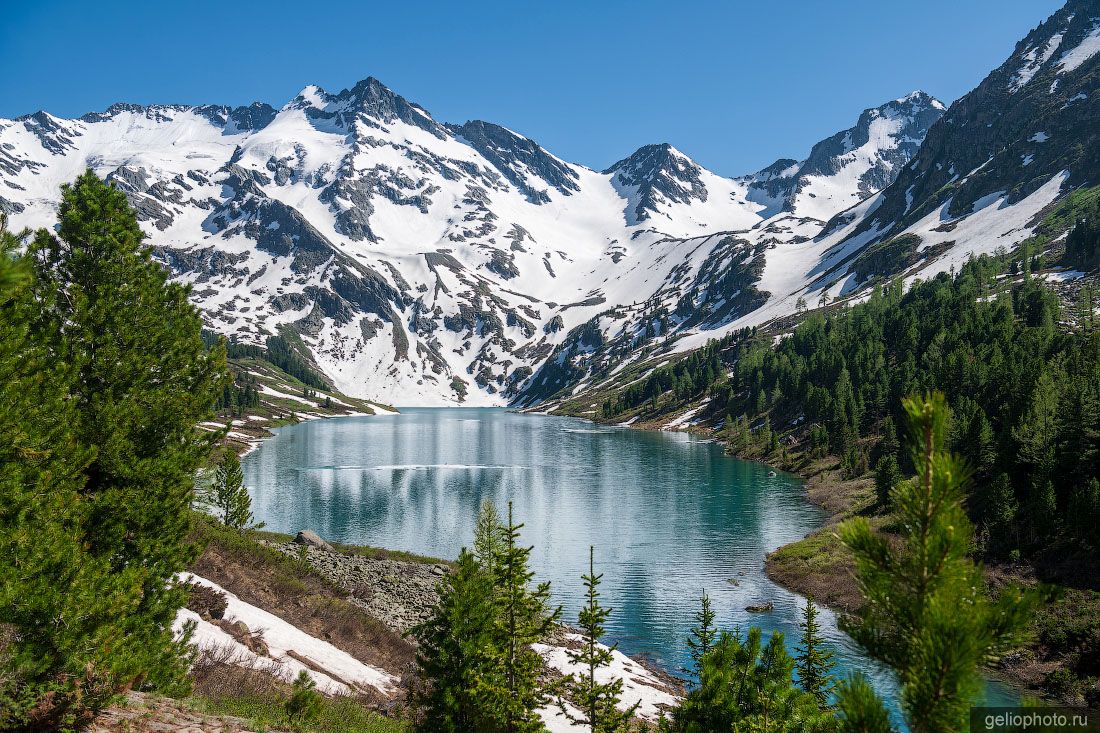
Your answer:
(686, 591), (717, 673)
(0, 217), (143, 727)
(474, 498), (505, 577)
(873, 454), (901, 509)
(559, 546), (637, 732)
(27, 171), (228, 694)
(986, 473), (1020, 552)
(834, 675), (891, 733)
(795, 596), (835, 707)
(489, 502), (561, 732)
(204, 448), (260, 530)
(876, 416), (899, 464)
(668, 628), (831, 733)
(838, 392), (1039, 733)
(410, 549), (502, 733)
(285, 670), (322, 733)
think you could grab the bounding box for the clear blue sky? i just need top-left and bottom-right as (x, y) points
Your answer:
(1, 0), (1063, 176)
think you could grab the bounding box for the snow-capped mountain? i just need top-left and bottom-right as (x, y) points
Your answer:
(741, 91), (945, 222)
(833, 0), (1100, 250)
(18, 36), (1083, 406)
(731, 2), (1098, 331)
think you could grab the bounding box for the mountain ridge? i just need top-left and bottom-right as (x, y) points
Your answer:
(8, 9), (1090, 409)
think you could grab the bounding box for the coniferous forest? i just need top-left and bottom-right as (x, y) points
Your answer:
(604, 250), (1100, 561)
(7, 0), (1100, 728)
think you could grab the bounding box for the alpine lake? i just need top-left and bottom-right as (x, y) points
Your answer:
(242, 407), (1018, 725)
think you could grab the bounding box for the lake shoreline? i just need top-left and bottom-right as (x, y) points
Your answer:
(541, 404), (1046, 703)
(239, 407), (861, 703)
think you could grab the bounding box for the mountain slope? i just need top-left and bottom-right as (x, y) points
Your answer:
(1, 75), (944, 406)
(741, 92), (945, 222)
(821, 0), (1100, 284)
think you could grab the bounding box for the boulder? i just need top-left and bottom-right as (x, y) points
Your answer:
(745, 602), (775, 613)
(294, 529), (334, 552)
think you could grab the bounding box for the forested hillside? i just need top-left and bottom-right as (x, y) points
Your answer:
(580, 205), (1100, 702)
(598, 198), (1100, 561)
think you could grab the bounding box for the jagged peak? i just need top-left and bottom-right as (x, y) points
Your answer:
(893, 90), (945, 110)
(604, 143), (697, 177)
(291, 75), (445, 138)
(448, 119), (579, 203)
(73, 100), (277, 131)
(750, 158), (802, 181)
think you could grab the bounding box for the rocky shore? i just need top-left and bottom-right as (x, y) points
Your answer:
(263, 534), (449, 635)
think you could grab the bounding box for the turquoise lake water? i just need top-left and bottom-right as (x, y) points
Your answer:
(241, 407), (1017, 724)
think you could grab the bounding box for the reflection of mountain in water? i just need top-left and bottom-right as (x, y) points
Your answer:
(243, 408), (1022, 723)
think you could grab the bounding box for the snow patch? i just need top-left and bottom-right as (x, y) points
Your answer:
(178, 574), (397, 696)
(1057, 23), (1100, 74)
(534, 634), (680, 722)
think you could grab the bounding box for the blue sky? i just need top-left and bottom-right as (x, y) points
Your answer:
(1, 0), (1063, 176)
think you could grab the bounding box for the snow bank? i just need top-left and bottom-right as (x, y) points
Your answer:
(177, 573), (397, 696)
(538, 700), (590, 732)
(534, 634), (680, 721)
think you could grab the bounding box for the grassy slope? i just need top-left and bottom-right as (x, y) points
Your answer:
(212, 355), (395, 453)
(183, 514), (416, 733)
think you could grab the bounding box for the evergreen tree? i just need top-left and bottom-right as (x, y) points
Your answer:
(686, 592), (717, 673)
(285, 670), (322, 733)
(490, 502), (561, 732)
(204, 448), (260, 530)
(668, 628), (832, 733)
(410, 549), (502, 733)
(837, 393), (1038, 733)
(474, 498), (505, 577)
(878, 416), (899, 462)
(0, 218), (143, 728)
(986, 473), (1020, 552)
(795, 596), (835, 707)
(558, 546), (637, 732)
(834, 675), (891, 733)
(873, 454), (901, 509)
(27, 171), (228, 694)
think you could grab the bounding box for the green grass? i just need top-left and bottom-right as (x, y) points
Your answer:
(767, 527), (846, 571)
(1007, 183), (1100, 264)
(1040, 184), (1100, 237)
(191, 693), (409, 733)
(189, 513), (339, 596)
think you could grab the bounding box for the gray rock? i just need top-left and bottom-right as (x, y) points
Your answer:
(293, 530), (333, 552)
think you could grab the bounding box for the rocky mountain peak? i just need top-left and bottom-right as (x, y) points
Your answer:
(605, 143), (709, 223)
(740, 90), (945, 221)
(448, 119), (580, 204)
(291, 76), (446, 138)
(833, 0), (1099, 244)
(798, 90), (944, 182)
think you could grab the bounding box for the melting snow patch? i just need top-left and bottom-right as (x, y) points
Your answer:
(1010, 33), (1064, 92)
(1029, 131), (1050, 143)
(539, 701), (589, 732)
(663, 400), (710, 429)
(971, 190), (1006, 214)
(178, 574), (398, 696)
(534, 635), (680, 721)
(1043, 269), (1086, 282)
(1057, 23), (1100, 74)
(1062, 92), (1089, 109)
